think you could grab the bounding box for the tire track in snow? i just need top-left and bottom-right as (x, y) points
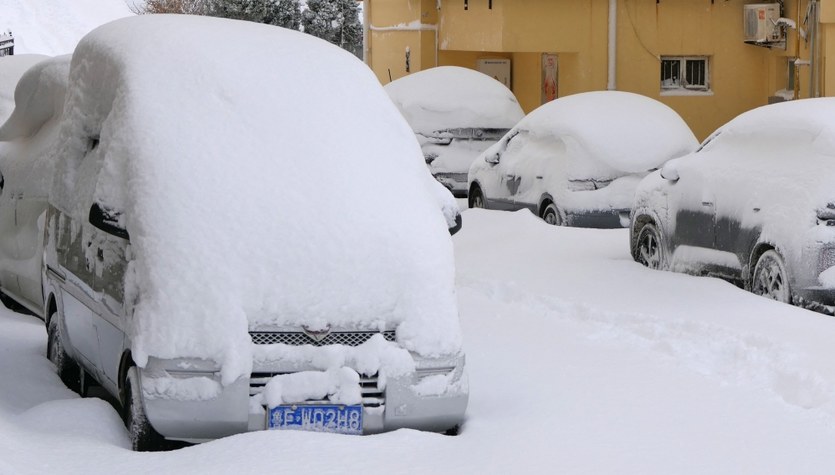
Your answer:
(458, 275), (835, 421)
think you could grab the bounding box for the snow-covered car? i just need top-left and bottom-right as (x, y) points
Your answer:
(631, 98), (835, 311)
(385, 66), (524, 197)
(42, 15), (467, 451)
(0, 55), (67, 317)
(0, 54), (49, 123)
(468, 91), (698, 228)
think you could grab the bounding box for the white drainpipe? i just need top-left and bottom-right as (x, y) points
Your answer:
(369, 24), (439, 71)
(608, 0), (617, 90)
(363, 0), (370, 65)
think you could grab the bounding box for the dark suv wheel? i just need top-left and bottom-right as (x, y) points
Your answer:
(469, 185), (485, 209)
(751, 249), (791, 303)
(635, 222), (664, 270)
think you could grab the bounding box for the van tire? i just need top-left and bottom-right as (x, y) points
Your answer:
(47, 316), (80, 393)
(123, 367), (168, 451)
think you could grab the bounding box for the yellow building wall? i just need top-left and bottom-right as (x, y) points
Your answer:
(822, 0), (835, 96)
(369, 0), (829, 140)
(437, 0), (504, 52)
(616, 0), (784, 140)
(367, 0), (438, 84)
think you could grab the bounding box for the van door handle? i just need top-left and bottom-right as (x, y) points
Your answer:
(97, 248), (104, 260)
(701, 201), (713, 207)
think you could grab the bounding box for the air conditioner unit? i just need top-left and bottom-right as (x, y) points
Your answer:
(744, 3), (784, 47)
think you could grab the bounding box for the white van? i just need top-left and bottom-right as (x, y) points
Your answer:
(42, 16), (467, 450)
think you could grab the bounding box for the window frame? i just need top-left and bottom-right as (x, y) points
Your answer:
(660, 56), (711, 95)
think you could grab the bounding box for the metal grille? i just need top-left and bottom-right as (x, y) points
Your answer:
(250, 330), (396, 346)
(250, 372), (385, 407)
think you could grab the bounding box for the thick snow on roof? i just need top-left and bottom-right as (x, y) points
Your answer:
(517, 91), (698, 173)
(707, 97), (835, 155)
(0, 0), (133, 55)
(53, 15), (461, 383)
(0, 54), (49, 125)
(384, 66), (524, 133)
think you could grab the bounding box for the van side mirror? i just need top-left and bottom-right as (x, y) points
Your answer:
(89, 202), (129, 240)
(448, 213), (462, 236)
(485, 152), (500, 165)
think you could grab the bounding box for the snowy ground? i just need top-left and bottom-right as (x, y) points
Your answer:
(4, 207), (835, 473)
(0, 0), (132, 55)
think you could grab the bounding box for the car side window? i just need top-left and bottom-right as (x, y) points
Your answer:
(58, 209), (98, 294)
(499, 130), (527, 164)
(96, 233), (129, 308)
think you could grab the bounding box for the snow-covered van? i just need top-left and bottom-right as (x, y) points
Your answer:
(42, 15), (467, 450)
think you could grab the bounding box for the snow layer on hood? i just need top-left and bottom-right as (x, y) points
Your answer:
(0, 54), (49, 125)
(51, 15), (462, 384)
(517, 91), (698, 173)
(384, 66), (524, 134)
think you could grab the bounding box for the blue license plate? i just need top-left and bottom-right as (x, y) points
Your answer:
(268, 404), (363, 435)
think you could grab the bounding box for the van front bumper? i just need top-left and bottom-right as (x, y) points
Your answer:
(141, 354), (468, 442)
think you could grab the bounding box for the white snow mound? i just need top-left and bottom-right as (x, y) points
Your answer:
(519, 91), (698, 173)
(385, 66), (524, 133)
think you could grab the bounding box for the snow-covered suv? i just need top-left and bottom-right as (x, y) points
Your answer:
(42, 15), (467, 450)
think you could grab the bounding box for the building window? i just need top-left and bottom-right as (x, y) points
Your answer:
(660, 56), (710, 94)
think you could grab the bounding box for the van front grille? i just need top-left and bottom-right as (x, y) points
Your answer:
(249, 330), (396, 347)
(250, 372), (384, 407)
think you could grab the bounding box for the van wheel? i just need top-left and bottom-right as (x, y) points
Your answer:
(123, 367), (167, 451)
(47, 315), (80, 393)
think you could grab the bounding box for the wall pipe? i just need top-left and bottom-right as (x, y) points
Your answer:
(368, 24), (439, 73)
(363, 0), (370, 65)
(794, 0), (801, 99)
(608, 0), (617, 90)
